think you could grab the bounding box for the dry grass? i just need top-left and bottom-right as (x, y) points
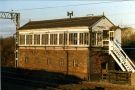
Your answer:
(122, 27), (135, 47)
(56, 81), (135, 90)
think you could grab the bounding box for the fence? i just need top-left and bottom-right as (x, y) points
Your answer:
(108, 70), (131, 85)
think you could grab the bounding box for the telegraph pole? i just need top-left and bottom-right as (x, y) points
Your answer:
(0, 35), (2, 67)
(0, 11), (20, 67)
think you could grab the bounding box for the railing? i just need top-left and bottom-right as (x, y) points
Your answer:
(114, 40), (135, 69)
(109, 40), (135, 73)
(102, 40), (109, 47)
(101, 70), (135, 85)
(108, 70), (131, 84)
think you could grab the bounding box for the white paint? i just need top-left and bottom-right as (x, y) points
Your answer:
(19, 26), (89, 34)
(114, 28), (121, 45)
(77, 32), (79, 45)
(18, 44), (89, 47)
(57, 33), (59, 45)
(92, 18), (114, 32)
(40, 33), (42, 45)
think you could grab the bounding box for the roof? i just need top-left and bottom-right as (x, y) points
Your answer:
(19, 15), (104, 30)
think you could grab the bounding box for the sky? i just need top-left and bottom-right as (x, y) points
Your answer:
(0, 0), (135, 37)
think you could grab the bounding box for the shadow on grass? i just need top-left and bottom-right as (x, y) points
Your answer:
(2, 67), (82, 89)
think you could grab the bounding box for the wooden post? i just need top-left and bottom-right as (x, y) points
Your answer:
(131, 73), (135, 86)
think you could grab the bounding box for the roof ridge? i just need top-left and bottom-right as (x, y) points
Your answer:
(29, 15), (103, 23)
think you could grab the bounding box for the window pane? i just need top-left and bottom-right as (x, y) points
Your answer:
(50, 34), (57, 45)
(84, 33), (89, 45)
(50, 34), (53, 45)
(54, 34), (57, 45)
(79, 33), (84, 45)
(69, 33), (72, 45)
(26, 35), (32, 45)
(42, 34), (48, 45)
(59, 33), (67, 45)
(97, 32), (103, 46)
(19, 35), (25, 45)
(74, 33), (77, 45)
(59, 34), (63, 45)
(69, 33), (77, 45)
(92, 32), (96, 46)
(64, 33), (67, 45)
(103, 30), (109, 40)
(34, 34), (40, 45)
(110, 32), (114, 41)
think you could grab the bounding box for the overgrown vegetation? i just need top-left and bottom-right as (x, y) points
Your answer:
(122, 27), (135, 47)
(0, 36), (15, 67)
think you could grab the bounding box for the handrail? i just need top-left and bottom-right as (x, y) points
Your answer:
(113, 40), (135, 69)
(109, 40), (135, 73)
(110, 51), (126, 71)
(112, 44), (133, 71)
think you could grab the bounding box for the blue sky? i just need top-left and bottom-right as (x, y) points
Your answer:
(0, 0), (135, 37)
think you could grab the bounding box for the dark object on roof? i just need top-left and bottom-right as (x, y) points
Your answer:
(19, 15), (105, 30)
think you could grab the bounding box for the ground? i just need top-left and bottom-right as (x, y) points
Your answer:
(2, 79), (135, 90)
(2, 67), (135, 90)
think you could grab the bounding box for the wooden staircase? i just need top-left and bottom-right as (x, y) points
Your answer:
(109, 40), (135, 73)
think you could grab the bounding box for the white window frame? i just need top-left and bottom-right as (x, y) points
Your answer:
(19, 34), (25, 45)
(34, 34), (40, 45)
(26, 34), (33, 45)
(19, 31), (90, 47)
(69, 33), (78, 45)
(42, 33), (49, 45)
(50, 33), (58, 45)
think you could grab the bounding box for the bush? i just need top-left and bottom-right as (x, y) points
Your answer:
(1, 36), (15, 67)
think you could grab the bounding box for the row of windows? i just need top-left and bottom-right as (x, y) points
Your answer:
(19, 32), (89, 46)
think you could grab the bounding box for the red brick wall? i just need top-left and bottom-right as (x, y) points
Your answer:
(18, 47), (88, 79)
(18, 47), (113, 80)
(89, 51), (111, 81)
